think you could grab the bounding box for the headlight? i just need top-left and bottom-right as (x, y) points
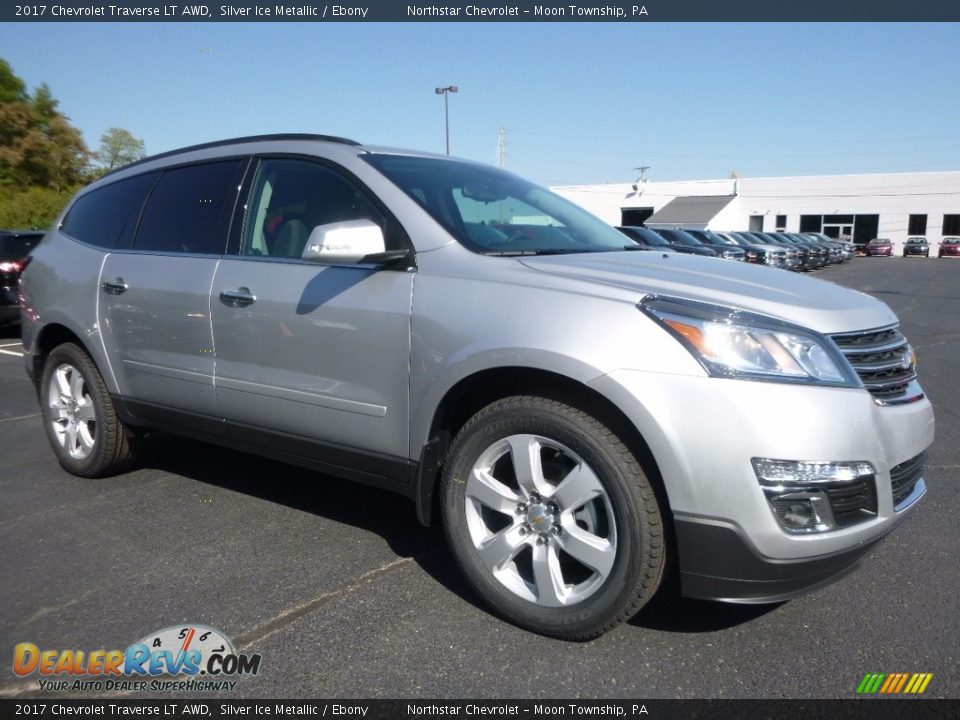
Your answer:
(640, 297), (859, 386)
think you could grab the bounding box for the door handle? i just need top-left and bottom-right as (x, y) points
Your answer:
(219, 288), (256, 306)
(101, 278), (128, 294)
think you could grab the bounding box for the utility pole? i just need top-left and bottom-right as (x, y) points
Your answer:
(496, 127), (507, 168)
(634, 166), (650, 183)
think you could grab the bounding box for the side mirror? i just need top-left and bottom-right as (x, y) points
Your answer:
(301, 219), (389, 264)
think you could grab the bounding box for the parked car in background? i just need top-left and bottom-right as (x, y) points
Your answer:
(939, 237), (960, 258)
(903, 237), (930, 257)
(865, 238), (894, 257)
(803, 233), (854, 262)
(1, 229), (46, 326)
(685, 229), (772, 266)
(615, 226), (678, 252)
(649, 228), (744, 260)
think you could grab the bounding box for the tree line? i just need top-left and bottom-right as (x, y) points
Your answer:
(0, 58), (146, 229)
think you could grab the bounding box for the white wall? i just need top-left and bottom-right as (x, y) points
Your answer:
(554, 171), (960, 256)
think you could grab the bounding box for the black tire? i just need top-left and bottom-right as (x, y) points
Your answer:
(39, 343), (137, 477)
(441, 396), (665, 640)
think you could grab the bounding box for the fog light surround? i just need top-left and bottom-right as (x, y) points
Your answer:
(752, 458), (877, 534)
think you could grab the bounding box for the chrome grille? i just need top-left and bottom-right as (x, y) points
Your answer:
(830, 325), (922, 405)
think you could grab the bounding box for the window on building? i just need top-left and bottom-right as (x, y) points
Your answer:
(134, 160), (243, 255)
(799, 215), (821, 233)
(749, 215), (764, 232)
(775, 215), (787, 231)
(942, 215), (960, 236)
(908, 214), (927, 236)
(621, 207), (654, 226)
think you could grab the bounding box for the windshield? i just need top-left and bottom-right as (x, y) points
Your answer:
(363, 154), (633, 255)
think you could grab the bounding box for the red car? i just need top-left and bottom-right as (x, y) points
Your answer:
(939, 237), (960, 258)
(865, 238), (893, 257)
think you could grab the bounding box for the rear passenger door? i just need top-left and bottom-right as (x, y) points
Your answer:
(98, 159), (247, 420)
(210, 157), (414, 472)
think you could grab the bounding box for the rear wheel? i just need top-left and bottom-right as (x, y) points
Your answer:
(441, 396), (665, 639)
(40, 343), (137, 477)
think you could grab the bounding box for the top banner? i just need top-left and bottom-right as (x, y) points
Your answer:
(5, 0), (960, 22)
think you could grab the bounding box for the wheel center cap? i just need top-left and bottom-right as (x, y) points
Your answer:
(526, 503), (554, 533)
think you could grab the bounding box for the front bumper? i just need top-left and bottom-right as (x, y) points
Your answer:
(674, 516), (897, 602)
(588, 369), (935, 600)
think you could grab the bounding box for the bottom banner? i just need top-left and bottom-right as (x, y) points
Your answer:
(0, 699), (955, 720)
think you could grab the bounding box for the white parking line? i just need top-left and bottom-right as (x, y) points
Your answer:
(0, 412), (40, 424)
(0, 348), (23, 357)
(0, 342), (23, 348)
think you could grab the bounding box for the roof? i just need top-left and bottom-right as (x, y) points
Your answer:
(644, 195), (736, 225)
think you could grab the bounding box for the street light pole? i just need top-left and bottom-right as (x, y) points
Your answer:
(434, 85), (459, 155)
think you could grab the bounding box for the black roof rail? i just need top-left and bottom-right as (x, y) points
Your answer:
(102, 133), (361, 178)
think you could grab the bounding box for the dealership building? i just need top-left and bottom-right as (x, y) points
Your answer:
(552, 170), (960, 253)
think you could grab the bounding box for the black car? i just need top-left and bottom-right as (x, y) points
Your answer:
(646, 228), (724, 258)
(711, 231), (793, 269)
(680, 229), (748, 262)
(615, 226), (678, 252)
(770, 232), (829, 269)
(1, 229), (45, 325)
(742, 232), (812, 271)
(903, 237), (930, 257)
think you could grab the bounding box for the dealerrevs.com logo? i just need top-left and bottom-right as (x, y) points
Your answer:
(13, 625), (261, 693)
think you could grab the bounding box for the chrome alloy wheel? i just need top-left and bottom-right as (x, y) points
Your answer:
(464, 434), (617, 607)
(47, 363), (97, 460)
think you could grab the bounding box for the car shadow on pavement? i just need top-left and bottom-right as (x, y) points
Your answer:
(629, 590), (781, 633)
(136, 432), (444, 562)
(136, 432), (779, 637)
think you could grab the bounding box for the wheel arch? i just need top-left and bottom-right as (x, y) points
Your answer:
(413, 366), (673, 537)
(29, 323), (93, 394)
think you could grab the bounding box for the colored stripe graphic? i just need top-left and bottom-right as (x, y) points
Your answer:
(857, 672), (932, 694)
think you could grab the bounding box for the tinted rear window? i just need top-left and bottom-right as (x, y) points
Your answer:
(61, 173), (158, 249)
(0, 234), (44, 259)
(134, 160), (242, 255)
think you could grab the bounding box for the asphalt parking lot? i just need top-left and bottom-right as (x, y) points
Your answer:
(1, 257), (957, 700)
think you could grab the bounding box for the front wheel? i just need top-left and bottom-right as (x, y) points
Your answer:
(40, 343), (137, 477)
(441, 396), (665, 639)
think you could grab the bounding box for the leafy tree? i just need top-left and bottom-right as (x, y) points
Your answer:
(95, 127), (146, 171)
(0, 59), (27, 104)
(0, 58), (90, 191)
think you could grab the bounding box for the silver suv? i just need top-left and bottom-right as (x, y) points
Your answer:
(21, 134), (934, 639)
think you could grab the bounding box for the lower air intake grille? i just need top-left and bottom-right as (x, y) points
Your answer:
(891, 452), (926, 509)
(825, 478), (877, 528)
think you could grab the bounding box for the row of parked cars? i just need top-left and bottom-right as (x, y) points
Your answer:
(865, 236), (960, 258)
(616, 227), (853, 271)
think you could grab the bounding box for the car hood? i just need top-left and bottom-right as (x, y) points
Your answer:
(519, 251), (896, 334)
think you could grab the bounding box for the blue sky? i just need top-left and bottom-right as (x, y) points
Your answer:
(2, 22), (959, 185)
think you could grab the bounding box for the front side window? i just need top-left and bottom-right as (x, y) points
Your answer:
(134, 160), (242, 255)
(363, 154), (632, 255)
(240, 159), (386, 259)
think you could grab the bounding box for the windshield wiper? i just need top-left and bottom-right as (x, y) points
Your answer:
(479, 248), (605, 257)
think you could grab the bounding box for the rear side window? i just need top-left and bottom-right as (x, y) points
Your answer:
(61, 173), (158, 249)
(134, 160), (242, 255)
